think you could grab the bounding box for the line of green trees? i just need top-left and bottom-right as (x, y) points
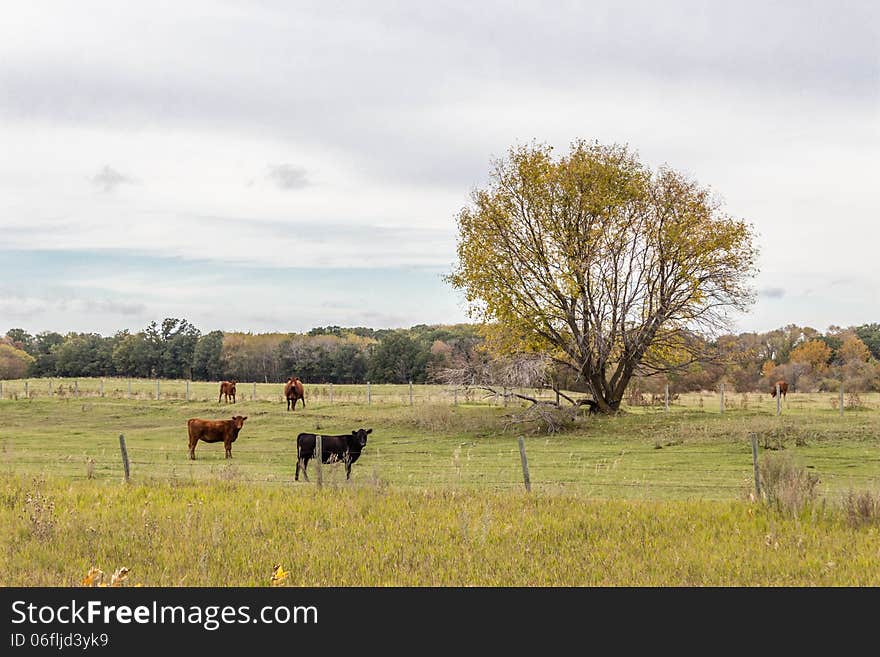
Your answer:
(0, 320), (482, 384)
(2, 320), (879, 392)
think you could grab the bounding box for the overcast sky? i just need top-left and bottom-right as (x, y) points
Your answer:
(1, 0), (878, 337)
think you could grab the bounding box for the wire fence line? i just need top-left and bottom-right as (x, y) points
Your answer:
(1, 378), (878, 415)
(5, 434), (879, 502)
(0, 377), (561, 406)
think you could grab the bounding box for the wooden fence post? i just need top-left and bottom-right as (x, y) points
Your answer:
(750, 432), (761, 499)
(555, 388), (560, 407)
(719, 383), (724, 413)
(518, 436), (531, 493)
(24, 381), (29, 398)
(315, 435), (323, 489)
(156, 379), (160, 400)
(665, 384), (669, 414)
(409, 381), (413, 406)
(776, 383), (781, 416)
(119, 434), (131, 484)
(367, 382), (371, 405)
(839, 383), (844, 417)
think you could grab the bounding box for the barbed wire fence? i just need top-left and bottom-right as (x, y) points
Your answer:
(5, 431), (879, 504)
(1, 377), (877, 416)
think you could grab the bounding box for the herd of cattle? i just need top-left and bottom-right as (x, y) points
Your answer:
(186, 377), (792, 481)
(187, 376), (370, 481)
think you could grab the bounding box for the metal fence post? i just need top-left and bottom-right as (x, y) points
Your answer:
(156, 379), (160, 400)
(719, 383), (724, 413)
(367, 382), (371, 405)
(409, 380), (413, 406)
(186, 380), (190, 401)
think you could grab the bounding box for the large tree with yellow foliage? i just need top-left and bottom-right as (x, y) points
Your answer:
(447, 140), (758, 412)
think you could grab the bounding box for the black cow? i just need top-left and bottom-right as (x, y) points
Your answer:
(295, 428), (371, 481)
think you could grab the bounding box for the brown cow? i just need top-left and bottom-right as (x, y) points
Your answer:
(284, 376), (305, 412)
(187, 415), (248, 459)
(219, 380), (237, 403)
(770, 380), (789, 399)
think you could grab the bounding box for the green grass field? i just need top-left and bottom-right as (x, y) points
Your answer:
(1, 380), (879, 585)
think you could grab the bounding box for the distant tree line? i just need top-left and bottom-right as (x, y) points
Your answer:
(0, 320), (483, 385)
(2, 321), (879, 392)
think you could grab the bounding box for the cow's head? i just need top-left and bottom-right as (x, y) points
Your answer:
(231, 415), (247, 429)
(351, 428), (372, 448)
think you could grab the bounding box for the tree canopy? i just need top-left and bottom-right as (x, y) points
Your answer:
(447, 139), (758, 412)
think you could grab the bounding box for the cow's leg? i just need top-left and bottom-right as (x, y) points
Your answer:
(219, 392), (223, 403)
(225, 441), (232, 459)
(300, 457), (309, 481)
(345, 458), (352, 480)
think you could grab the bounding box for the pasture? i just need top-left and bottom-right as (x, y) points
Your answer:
(2, 379), (880, 585)
(1, 379), (878, 500)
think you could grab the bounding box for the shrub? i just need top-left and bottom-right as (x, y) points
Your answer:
(758, 452), (820, 516)
(842, 490), (880, 528)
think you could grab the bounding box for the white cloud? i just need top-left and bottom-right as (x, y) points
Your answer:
(0, 1), (877, 333)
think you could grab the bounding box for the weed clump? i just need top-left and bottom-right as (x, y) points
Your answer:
(842, 490), (880, 528)
(758, 452), (819, 516)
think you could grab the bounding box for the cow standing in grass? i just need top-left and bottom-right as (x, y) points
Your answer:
(770, 380), (789, 399)
(295, 428), (371, 481)
(188, 415), (248, 459)
(219, 380), (237, 403)
(284, 376), (305, 412)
